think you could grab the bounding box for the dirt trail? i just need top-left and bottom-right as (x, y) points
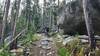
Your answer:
(30, 34), (58, 56)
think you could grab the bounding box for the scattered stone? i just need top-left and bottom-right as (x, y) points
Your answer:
(47, 52), (52, 56)
(29, 33), (57, 56)
(38, 45), (42, 48)
(78, 35), (88, 38)
(63, 36), (74, 45)
(62, 35), (70, 38)
(80, 39), (88, 43)
(31, 43), (37, 46)
(10, 48), (23, 53)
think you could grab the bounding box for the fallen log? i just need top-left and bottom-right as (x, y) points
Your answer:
(78, 35), (100, 41)
(0, 28), (26, 53)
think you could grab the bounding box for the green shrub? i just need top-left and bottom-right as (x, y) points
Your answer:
(58, 47), (70, 56)
(0, 50), (13, 56)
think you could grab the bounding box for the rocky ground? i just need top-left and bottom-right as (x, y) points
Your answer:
(29, 34), (58, 56)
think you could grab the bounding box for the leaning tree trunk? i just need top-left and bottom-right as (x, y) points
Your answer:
(1, 0), (10, 47)
(82, 0), (96, 56)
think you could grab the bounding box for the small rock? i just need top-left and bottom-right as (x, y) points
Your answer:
(47, 52), (52, 56)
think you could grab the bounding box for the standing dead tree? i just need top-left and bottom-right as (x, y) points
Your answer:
(82, 0), (96, 56)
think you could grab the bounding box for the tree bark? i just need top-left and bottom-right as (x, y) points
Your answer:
(82, 0), (96, 55)
(58, 0), (59, 6)
(26, 0), (32, 31)
(1, 0), (10, 47)
(10, 0), (21, 50)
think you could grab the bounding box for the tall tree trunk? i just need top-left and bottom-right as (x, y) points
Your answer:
(58, 0), (59, 6)
(1, 0), (10, 47)
(82, 0), (96, 55)
(26, 0), (31, 31)
(43, 0), (46, 28)
(10, 0), (21, 50)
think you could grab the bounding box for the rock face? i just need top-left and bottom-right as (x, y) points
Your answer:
(58, 0), (100, 35)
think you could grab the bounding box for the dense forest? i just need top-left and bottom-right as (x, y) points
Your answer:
(0, 0), (100, 56)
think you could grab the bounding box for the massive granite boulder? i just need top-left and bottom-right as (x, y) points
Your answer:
(57, 0), (100, 35)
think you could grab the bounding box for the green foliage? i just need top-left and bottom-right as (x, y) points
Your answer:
(95, 49), (100, 56)
(0, 50), (13, 56)
(32, 5), (41, 31)
(16, 16), (27, 33)
(16, 14), (36, 46)
(18, 31), (33, 46)
(32, 34), (40, 41)
(65, 38), (81, 53)
(58, 47), (70, 56)
(78, 47), (84, 56)
(34, 16), (40, 30)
